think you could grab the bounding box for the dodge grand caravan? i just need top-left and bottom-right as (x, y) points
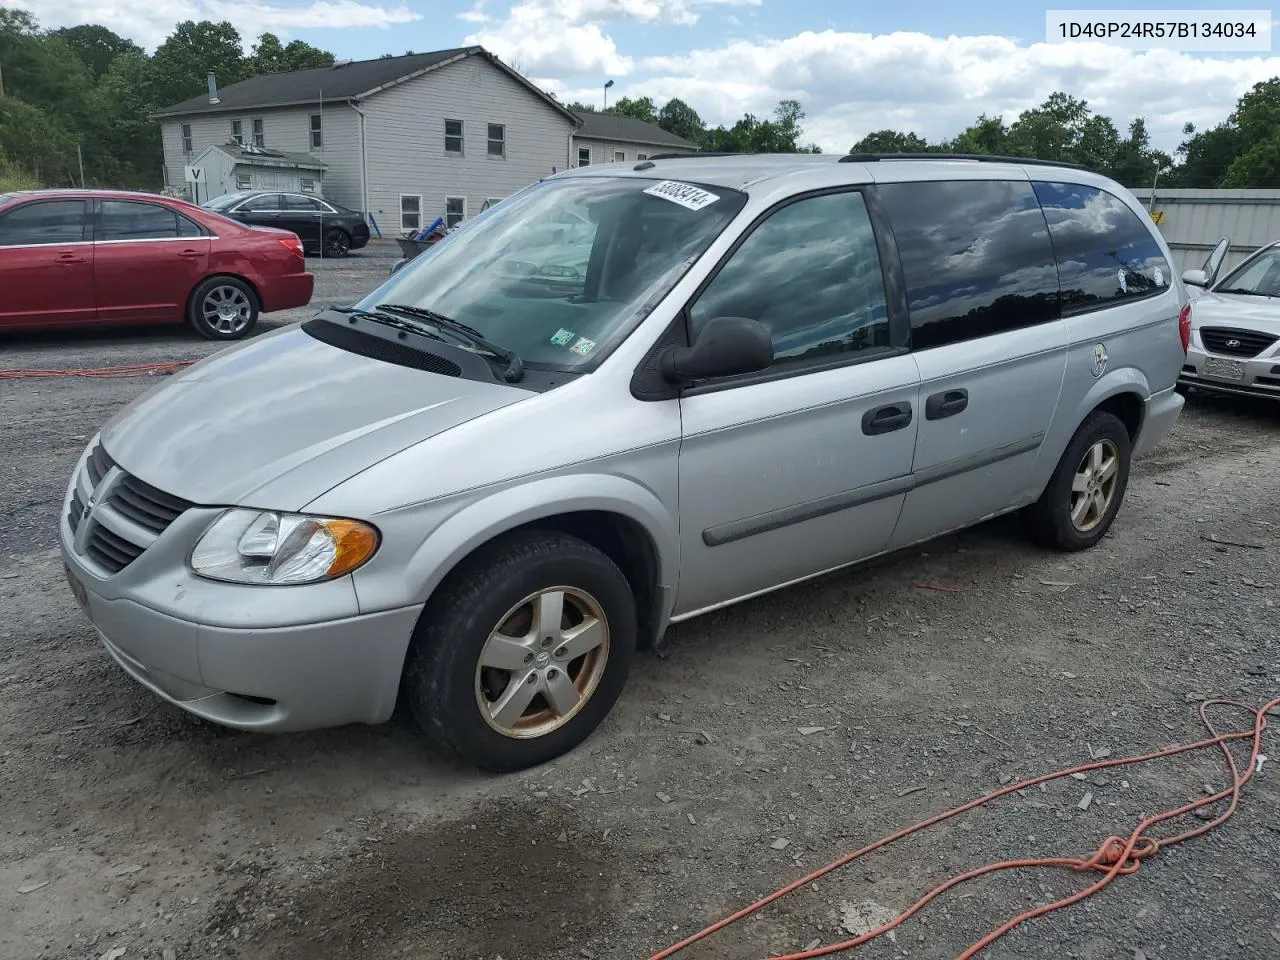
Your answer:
(61, 153), (1188, 772)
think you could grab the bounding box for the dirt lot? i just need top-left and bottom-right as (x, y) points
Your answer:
(2, 247), (1279, 960)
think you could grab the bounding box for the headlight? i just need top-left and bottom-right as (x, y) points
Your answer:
(190, 509), (379, 585)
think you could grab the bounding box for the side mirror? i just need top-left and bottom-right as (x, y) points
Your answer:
(661, 316), (773, 384)
(1181, 268), (1208, 288)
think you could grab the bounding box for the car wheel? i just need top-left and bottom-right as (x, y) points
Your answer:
(189, 277), (259, 340)
(403, 530), (637, 772)
(1027, 411), (1132, 551)
(322, 228), (351, 258)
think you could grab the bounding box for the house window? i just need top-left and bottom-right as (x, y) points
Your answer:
(577, 146), (590, 167)
(235, 173), (252, 190)
(310, 114), (322, 149)
(252, 118), (265, 148)
(231, 120), (243, 145)
(487, 123), (505, 158)
(445, 196), (465, 229)
(482, 197), (503, 212)
(637, 153), (648, 161)
(181, 124), (193, 154)
(444, 119), (463, 154)
(400, 194), (421, 232)
(300, 178), (316, 193)
(613, 150), (625, 162)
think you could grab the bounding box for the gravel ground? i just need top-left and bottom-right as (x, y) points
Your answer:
(2, 251), (1279, 960)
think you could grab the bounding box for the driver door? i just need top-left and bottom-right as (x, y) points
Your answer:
(673, 189), (919, 616)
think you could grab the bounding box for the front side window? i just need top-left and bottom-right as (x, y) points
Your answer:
(360, 176), (747, 368)
(252, 118), (265, 147)
(181, 123), (193, 154)
(578, 147), (590, 167)
(878, 179), (1060, 349)
(1215, 248), (1280, 296)
(445, 119), (463, 154)
(99, 200), (188, 241)
(690, 191), (889, 366)
(446, 196), (466, 228)
(231, 120), (243, 144)
(0, 200), (87, 246)
(401, 195), (421, 231)
(1033, 182), (1171, 314)
(487, 123), (505, 158)
(310, 114), (323, 149)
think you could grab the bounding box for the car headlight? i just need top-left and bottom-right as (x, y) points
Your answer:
(190, 509), (379, 585)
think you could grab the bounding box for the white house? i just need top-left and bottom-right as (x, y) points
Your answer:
(153, 47), (580, 235)
(571, 112), (699, 167)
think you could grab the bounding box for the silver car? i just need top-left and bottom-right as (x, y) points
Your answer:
(1179, 237), (1280, 401)
(61, 154), (1187, 771)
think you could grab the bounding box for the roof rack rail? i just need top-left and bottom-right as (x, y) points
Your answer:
(838, 152), (1090, 171)
(646, 151), (743, 160)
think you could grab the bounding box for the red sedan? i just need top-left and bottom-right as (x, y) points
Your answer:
(0, 189), (314, 340)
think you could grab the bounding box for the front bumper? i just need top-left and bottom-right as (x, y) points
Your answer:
(1178, 343), (1280, 401)
(259, 271), (315, 313)
(59, 442), (422, 732)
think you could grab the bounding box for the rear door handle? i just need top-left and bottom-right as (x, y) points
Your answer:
(55, 252), (86, 264)
(925, 388), (969, 420)
(862, 402), (913, 436)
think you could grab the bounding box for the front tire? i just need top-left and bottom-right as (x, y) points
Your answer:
(403, 530), (637, 772)
(1026, 411), (1132, 551)
(188, 276), (259, 340)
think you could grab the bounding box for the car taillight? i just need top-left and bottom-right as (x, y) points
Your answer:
(1178, 301), (1192, 354)
(278, 236), (304, 258)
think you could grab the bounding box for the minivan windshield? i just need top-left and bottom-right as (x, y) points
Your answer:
(355, 176), (747, 368)
(1215, 247), (1280, 297)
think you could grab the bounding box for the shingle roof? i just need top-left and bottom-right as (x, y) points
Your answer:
(153, 47), (578, 125)
(572, 112), (697, 150)
(200, 143), (327, 169)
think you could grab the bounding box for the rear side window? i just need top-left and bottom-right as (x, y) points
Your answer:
(100, 200), (203, 241)
(0, 200), (88, 246)
(877, 180), (1059, 350)
(689, 191), (890, 367)
(240, 194), (282, 212)
(284, 194), (325, 212)
(1032, 182), (1171, 314)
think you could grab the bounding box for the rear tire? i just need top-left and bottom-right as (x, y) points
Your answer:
(402, 530), (637, 772)
(1026, 411), (1132, 551)
(322, 228), (351, 258)
(188, 276), (259, 340)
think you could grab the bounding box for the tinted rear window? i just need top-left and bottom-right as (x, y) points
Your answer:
(877, 179), (1059, 350)
(1032, 182), (1171, 314)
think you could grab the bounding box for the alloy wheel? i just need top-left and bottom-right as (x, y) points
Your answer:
(1070, 438), (1120, 532)
(202, 286), (252, 336)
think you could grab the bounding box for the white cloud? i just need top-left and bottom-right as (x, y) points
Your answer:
(10, 0), (421, 50)
(465, 2), (635, 76)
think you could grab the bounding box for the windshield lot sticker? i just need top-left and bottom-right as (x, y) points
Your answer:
(569, 337), (597, 356)
(643, 180), (720, 211)
(549, 327), (576, 346)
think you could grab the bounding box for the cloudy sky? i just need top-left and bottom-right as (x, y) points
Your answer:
(11, 0), (1280, 153)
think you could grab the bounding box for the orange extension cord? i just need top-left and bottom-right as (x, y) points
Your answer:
(0, 361), (196, 380)
(651, 696), (1278, 960)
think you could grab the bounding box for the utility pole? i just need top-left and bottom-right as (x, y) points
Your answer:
(0, 56), (6, 98)
(603, 78), (613, 110)
(77, 144), (86, 187)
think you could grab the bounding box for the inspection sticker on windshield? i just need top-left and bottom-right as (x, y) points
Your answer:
(549, 327), (576, 346)
(643, 180), (720, 211)
(569, 336), (597, 356)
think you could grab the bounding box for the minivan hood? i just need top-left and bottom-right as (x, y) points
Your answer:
(1192, 290), (1280, 329)
(99, 325), (530, 509)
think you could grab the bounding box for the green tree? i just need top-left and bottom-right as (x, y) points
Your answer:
(247, 32), (334, 75)
(54, 24), (141, 79)
(608, 95), (658, 123)
(1223, 134), (1280, 187)
(0, 98), (78, 185)
(90, 50), (163, 186)
(701, 100), (817, 153)
(944, 114), (1008, 154)
(657, 98), (704, 142)
(1170, 122), (1241, 187)
(148, 20), (246, 107)
(850, 130), (930, 153)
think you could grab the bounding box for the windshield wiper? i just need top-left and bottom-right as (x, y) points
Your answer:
(1216, 287), (1278, 298)
(376, 303), (524, 383)
(330, 305), (448, 340)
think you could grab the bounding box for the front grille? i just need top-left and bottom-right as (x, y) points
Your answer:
(70, 442), (194, 575)
(1201, 327), (1278, 358)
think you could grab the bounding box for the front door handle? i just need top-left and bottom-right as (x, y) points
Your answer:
(925, 388), (969, 420)
(177, 248), (202, 259)
(55, 252), (86, 264)
(862, 402), (913, 436)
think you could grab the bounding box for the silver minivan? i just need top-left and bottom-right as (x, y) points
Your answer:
(61, 154), (1188, 771)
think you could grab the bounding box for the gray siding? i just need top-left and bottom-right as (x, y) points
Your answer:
(160, 105), (360, 208)
(1132, 187), (1280, 275)
(572, 138), (690, 166)
(360, 57), (574, 234)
